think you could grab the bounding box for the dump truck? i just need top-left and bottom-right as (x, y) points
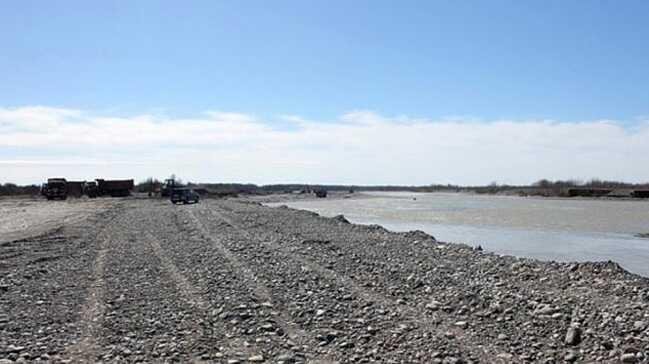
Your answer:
(44, 178), (68, 200)
(67, 181), (85, 198)
(632, 190), (649, 198)
(96, 179), (134, 197)
(84, 181), (98, 198)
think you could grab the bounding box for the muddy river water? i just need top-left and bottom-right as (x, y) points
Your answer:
(271, 192), (649, 277)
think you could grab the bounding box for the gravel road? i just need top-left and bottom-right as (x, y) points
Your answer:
(1, 197), (648, 363)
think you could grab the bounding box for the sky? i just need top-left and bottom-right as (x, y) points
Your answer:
(1, 1), (649, 185)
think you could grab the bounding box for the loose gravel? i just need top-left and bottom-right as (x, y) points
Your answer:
(1, 197), (648, 363)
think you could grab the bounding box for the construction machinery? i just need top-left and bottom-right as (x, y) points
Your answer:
(162, 178), (181, 197)
(44, 178), (68, 200)
(96, 179), (134, 197)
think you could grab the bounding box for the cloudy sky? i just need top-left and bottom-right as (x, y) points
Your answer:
(2, 1), (649, 185)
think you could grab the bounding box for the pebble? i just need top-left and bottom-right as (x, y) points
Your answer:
(564, 327), (581, 346)
(5, 345), (25, 353)
(564, 350), (578, 362)
(621, 353), (637, 363)
(276, 353), (295, 363)
(4, 197), (649, 364)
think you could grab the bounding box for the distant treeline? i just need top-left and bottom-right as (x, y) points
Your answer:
(469, 179), (649, 196)
(0, 183), (41, 196)
(184, 180), (649, 196)
(188, 183), (462, 194)
(3, 178), (649, 197)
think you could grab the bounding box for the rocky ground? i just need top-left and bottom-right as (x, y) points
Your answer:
(1, 197), (648, 363)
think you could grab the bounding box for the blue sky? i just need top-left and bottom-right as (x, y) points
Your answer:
(2, 1), (649, 185)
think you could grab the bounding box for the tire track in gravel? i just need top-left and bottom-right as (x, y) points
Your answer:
(210, 202), (497, 362)
(63, 208), (121, 363)
(185, 207), (339, 363)
(95, 205), (220, 363)
(149, 208), (288, 361)
(144, 230), (210, 311)
(142, 230), (210, 362)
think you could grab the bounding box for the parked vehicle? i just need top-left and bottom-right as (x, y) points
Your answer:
(84, 181), (98, 198)
(315, 189), (328, 198)
(96, 179), (134, 197)
(170, 188), (200, 204)
(44, 178), (68, 200)
(161, 178), (181, 197)
(67, 181), (85, 198)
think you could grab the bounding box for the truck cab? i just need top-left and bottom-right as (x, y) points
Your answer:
(170, 188), (200, 204)
(45, 178), (68, 200)
(84, 181), (98, 198)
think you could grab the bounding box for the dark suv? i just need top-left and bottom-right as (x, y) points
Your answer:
(170, 188), (200, 204)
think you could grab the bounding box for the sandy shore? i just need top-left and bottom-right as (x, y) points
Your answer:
(1, 196), (648, 363)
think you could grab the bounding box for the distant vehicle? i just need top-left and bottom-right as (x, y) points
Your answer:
(96, 179), (134, 197)
(162, 178), (181, 197)
(170, 188), (200, 204)
(67, 181), (85, 198)
(84, 181), (98, 198)
(44, 178), (68, 200)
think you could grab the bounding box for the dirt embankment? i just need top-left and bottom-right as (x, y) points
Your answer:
(1, 197), (648, 363)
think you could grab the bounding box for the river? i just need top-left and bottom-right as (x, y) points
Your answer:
(269, 192), (649, 277)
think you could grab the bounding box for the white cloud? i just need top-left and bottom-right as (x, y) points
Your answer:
(1, 106), (649, 185)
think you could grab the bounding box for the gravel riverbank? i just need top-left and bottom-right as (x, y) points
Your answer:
(1, 197), (648, 363)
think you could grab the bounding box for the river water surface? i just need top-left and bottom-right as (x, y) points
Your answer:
(270, 192), (649, 277)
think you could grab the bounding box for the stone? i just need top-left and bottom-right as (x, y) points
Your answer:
(454, 321), (468, 329)
(564, 350), (577, 362)
(633, 321), (645, 331)
(6, 345), (25, 353)
(248, 355), (264, 362)
(276, 353), (295, 363)
(533, 304), (556, 316)
(621, 353), (637, 363)
(332, 215), (350, 224)
(564, 327), (581, 346)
